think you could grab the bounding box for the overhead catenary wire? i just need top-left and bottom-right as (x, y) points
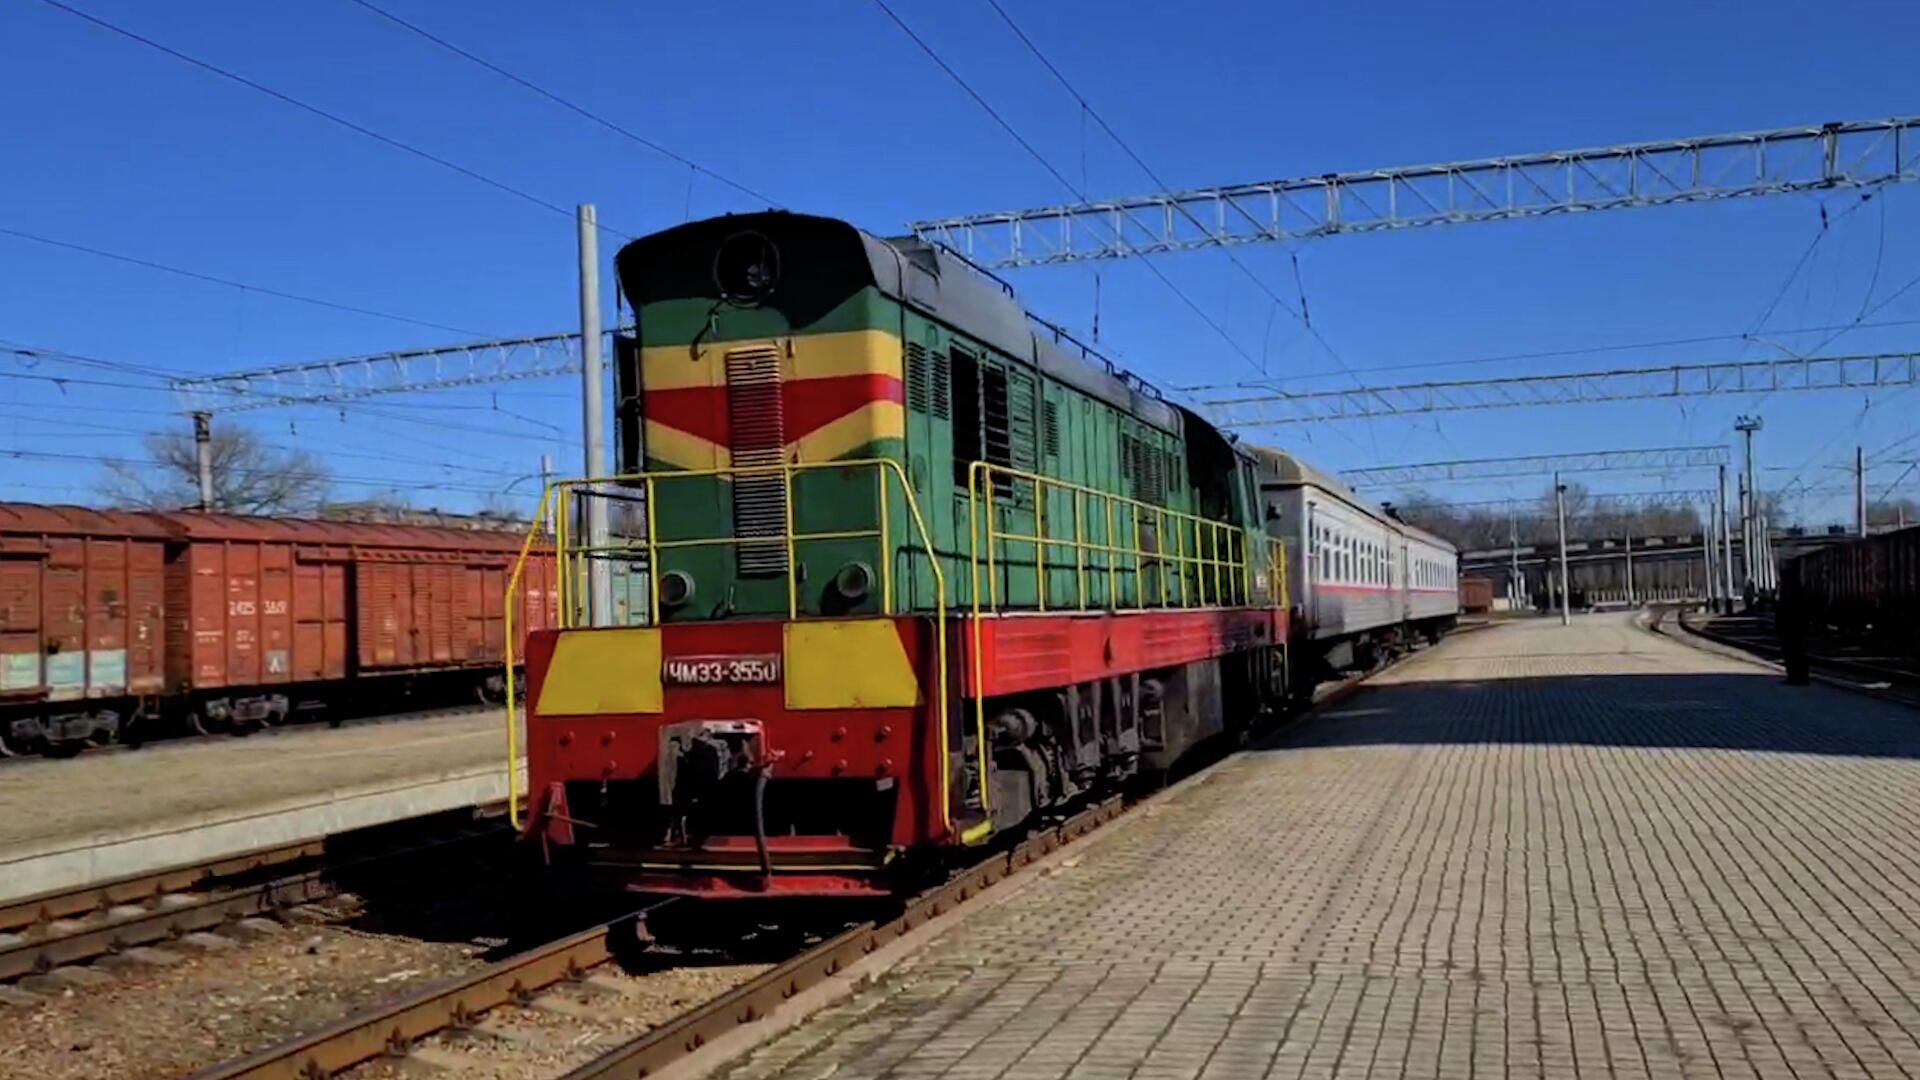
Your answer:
(37, 0), (630, 237)
(0, 227), (484, 336)
(4, 342), (575, 451)
(341, 0), (777, 208)
(1177, 317), (1920, 393)
(868, 0), (1265, 382)
(0, 410), (528, 478)
(981, 0), (1367, 400)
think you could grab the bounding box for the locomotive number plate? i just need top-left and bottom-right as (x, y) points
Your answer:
(663, 654), (782, 685)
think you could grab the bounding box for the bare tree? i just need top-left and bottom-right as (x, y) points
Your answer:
(102, 424), (331, 515)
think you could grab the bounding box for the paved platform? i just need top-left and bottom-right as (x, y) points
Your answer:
(0, 710), (517, 902)
(720, 612), (1920, 1080)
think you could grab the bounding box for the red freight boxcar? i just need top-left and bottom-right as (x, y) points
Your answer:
(1789, 524), (1919, 647)
(1459, 577), (1494, 614)
(0, 503), (558, 754)
(0, 505), (170, 750)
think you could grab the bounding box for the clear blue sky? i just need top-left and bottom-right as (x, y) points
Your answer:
(3, 0), (1917, 524)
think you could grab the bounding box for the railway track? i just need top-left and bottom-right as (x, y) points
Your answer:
(0, 803), (512, 989)
(0, 698), (503, 767)
(178, 658), (1406, 1080)
(1651, 606), (1920, 707)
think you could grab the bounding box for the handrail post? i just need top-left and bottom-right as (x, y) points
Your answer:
(1072, 490), (1086, 609)
(1104, 497), (1117, 609)
(878, 466), (893, 614)
(986, 471), (1000, 611)
(1121, 503), (1136, 607)
(783, 464), (799, 619)
(502, 483), (554, 831)
(1167, 511), (1182, 607)
(556, 483), (571, 627)
(1034, 476), (1046, 611)
(644, 476), (660, 625)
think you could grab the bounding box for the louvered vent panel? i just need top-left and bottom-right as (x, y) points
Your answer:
(1042, 400), (1060, 457)
(1007, 371), (1038, 473)
(931, 351), (951, 418)
(906, 342), (931, 413)
(726, 346), (788, 575)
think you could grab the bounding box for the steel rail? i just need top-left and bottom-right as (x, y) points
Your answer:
(1, 805), (510, 983)
(1674, 609), (1920, 692)
(0, 837), (325, 938)
(182, 798), (1128, 1080)
(559, 798), (1128, 1080)
(180, 642), (1434, 1080)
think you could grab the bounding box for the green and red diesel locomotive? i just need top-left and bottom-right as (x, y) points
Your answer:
(512, 211), (1295, 898)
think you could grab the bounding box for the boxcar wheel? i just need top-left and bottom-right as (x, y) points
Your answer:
(186, 710), (222, 737)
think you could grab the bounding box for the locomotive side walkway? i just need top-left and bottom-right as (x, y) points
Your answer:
(714, 611), (1920, 1080)
(0, 710), (517, 902)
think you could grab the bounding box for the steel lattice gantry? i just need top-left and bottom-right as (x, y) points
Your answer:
(909, 117), (1920, 267)
(1203, 351), (1920, 427)
(171, 333), (589, 411)
(1341, 445), (1730, 488)
(1436, 488), (1719, 513)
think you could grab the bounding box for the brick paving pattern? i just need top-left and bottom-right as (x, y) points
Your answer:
(717, 613), (1920, 1080)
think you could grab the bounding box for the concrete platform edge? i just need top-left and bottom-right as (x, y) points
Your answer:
(0, 764), (522, 903)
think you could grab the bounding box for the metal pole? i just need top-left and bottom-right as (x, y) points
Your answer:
(1624, 530), (1634, 606)
(1738, 474), (1751, 604)
(1555, 472), (1571, 626)
(1736, 416), (1762, 601)
(579, 204), (612, 627)
(1856, 445), (1867, 538)
(1509, 504), (1521, 611)
(1718, 465), (1734, 615)
(191, 411), (214, 511)
(1701, 511), (1716, 608)
(539, 453), (554, 537)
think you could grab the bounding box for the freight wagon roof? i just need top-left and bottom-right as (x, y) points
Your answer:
(147, 511), (531, 551)
(0, 502), (171, 537)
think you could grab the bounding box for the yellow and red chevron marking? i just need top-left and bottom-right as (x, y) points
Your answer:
(641, 329), (905, 469)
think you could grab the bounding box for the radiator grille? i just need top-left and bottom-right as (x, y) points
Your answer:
(726, 346), (787, 575)
(906, 342), (931, 414)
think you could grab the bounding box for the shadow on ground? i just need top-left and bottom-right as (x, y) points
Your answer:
(1263, 670), (1920, 759)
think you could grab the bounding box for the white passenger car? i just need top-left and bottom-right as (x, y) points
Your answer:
(1248, 447), (1460, 676)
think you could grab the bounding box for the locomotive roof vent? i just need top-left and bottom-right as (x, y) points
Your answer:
(713, 230), (781, 305)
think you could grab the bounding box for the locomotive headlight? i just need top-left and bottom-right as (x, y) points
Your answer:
(831, 561), (874, 604)
(660, 569), (696, 609)
(712, 231), (781, 305)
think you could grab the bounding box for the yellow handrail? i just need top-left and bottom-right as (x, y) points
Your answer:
(967, 460), (1266, 614)
(502, 484), (555, 830)
(502, 459), (965, 838)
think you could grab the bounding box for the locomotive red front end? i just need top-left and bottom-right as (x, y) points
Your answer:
(521, 615), (953, 898)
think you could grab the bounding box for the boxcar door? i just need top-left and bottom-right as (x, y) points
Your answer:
(84, 538), (129, 698)
(42, 538), (86, 701)
(0, 557), (43, 695)
(126, 542), (164, 695)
